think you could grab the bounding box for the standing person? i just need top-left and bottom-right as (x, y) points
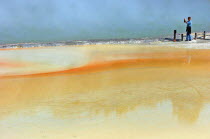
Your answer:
(184, 17), (192, 41)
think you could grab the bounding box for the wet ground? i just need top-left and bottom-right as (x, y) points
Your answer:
(0, 44), (209, 139)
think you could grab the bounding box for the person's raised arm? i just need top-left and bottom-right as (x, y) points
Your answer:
(184, 18), (187, 23)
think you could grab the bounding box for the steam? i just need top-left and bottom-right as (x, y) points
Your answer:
(0, 0), (209, 43)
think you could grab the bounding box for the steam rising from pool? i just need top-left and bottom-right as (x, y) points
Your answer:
(0, 0), (210, 43)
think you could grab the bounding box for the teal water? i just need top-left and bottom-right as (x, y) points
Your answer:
(0, 0), (210, 44)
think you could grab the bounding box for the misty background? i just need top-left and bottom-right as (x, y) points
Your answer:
(0, 0), (210, 44)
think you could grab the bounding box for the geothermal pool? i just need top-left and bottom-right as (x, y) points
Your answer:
(0, 44), (210, 139)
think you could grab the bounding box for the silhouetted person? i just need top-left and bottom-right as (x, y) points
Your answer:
(184, 17), (192, 41)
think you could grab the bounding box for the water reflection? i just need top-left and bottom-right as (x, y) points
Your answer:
(0, 59), (209, 124)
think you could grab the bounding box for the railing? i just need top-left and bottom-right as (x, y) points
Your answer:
(173, 30), (209, 42)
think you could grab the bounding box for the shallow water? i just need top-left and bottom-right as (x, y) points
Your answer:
(0, 45), (209, 139)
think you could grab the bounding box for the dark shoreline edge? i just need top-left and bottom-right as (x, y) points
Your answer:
(0, 38), (164, 49)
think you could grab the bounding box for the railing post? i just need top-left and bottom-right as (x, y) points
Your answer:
(181, 34), (184, 41)
(204, 31), (206, 40)
(195, 33), (197, 40)
(173, 30), (177, 42)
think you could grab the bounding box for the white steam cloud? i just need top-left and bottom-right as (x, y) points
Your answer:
(0, 0), (209, 43)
